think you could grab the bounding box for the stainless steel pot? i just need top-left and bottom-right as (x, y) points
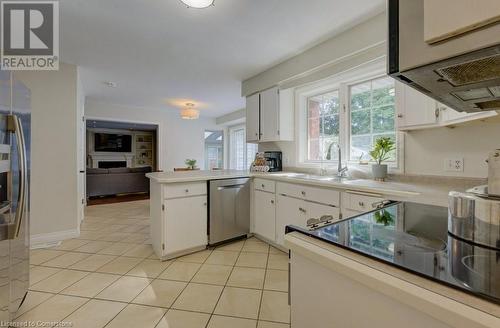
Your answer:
(448, 235), (500, 301)
(488, 149), (500, 197)
(448, 191), (500, 250)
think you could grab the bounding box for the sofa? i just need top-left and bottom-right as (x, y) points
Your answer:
(86, 166), (152, 198)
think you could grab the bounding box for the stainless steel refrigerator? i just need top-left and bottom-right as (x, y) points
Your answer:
(0, 70), (31, 321)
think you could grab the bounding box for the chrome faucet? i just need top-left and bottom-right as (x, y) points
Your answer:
(337, 145), (348, 177)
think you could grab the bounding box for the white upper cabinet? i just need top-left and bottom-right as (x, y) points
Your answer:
(395, 82), (497, 131)
(395, 82), (439, 130)
(246, 93), (260, 142)
(424, 0), (500, 43)
(260, 87), (280, 142)
(245, 86), (294, 143)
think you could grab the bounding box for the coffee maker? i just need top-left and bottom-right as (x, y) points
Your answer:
(263, 151), (282, 172)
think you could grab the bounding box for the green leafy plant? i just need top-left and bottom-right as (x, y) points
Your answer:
(185, 159), (197, 170)
(369, 137), (395, 165)
(374, 209), (394, 226)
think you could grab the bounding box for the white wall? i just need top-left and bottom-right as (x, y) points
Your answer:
(404, 120), (500, 178)
(85, 101), (221, 171)
(15, 63), (81, 245)
(242, 13), (386, 96)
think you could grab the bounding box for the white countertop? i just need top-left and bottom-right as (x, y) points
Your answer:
(146, 170), (250, 183)
(252, 172), (421, 197)
(147, 170), (477, 207)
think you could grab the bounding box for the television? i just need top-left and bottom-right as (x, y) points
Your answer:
(94, 133), (132, 152)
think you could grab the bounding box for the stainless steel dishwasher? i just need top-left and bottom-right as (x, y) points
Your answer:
(209, 178), (250, 245)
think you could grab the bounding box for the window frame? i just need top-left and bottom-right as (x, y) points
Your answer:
(296, 58), (404, 172)
(228, 124), (258, 170)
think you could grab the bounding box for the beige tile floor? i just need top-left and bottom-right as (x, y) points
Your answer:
(19, 200), (290, 328)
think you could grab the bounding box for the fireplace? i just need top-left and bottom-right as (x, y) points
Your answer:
(98, 161), (127, 169)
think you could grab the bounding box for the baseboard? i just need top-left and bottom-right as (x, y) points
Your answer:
(30, 228), (80, 249)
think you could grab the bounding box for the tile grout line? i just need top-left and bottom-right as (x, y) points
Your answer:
(204, 245), (243, 328)
(154, 247), (216, 328)
(27, 203), (290, 327)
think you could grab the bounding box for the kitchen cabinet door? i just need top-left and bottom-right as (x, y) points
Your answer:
(246, 93), (260, 142)
(165, 196), (207, 256)
(260, 87), (280, 142)
(276, 194), (305, 246)
(304, 201), (341, 225)
(424, 0), (500, 44)
(254, 190), (276, 242)
(395, 82), (439, 130)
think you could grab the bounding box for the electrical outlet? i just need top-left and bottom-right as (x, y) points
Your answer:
(445, 158), (464, 172)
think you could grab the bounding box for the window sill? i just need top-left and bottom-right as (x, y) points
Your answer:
(296, 161), (402, 174)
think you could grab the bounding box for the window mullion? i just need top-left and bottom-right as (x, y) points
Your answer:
(339, 83), (348, 163)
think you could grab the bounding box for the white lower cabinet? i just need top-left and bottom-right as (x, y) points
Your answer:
(276, 195), (304, 246)
(253, 190), (276, 242)
(275, 194), (341, 246)
(164, 195), (207, 256)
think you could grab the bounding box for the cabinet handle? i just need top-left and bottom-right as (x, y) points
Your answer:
(271, 200), (275, 204)
(255, 133), (258, 136)
(203, 202), (207, 206)
(185, 189), (189, 193)
(359, 201), (365, 207)
(261, 184), (265, 188)
(299, 207), (306, 213)
(397, 114), (403, 118)
(301, 191), (306, 196)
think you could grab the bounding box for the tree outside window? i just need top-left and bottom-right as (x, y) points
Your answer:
(349, 77), (396, 162)
(307, 91), (340, 161)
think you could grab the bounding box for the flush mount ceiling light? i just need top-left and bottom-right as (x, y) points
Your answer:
(180, 103), (200, 120)
(179, 0), (214, 9)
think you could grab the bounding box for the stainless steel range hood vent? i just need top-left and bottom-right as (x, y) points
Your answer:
(436, 54), (500, 86)
(392, 45), (500, 113)
(387, 0), (500, 113)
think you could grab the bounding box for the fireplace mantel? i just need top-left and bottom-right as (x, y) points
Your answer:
(89, 153), (135, 168)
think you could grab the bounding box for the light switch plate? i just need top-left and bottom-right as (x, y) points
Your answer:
(445, 158), (464, 172)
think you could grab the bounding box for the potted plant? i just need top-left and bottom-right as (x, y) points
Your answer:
(369, 137), (395, 181)
(185, 159), (197, 170)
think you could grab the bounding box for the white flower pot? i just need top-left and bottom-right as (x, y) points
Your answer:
(372, 164), (388, 181)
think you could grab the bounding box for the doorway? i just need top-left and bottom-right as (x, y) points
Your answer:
(84, 119), (160, 205)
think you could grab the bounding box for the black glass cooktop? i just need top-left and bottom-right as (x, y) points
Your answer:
(285, 202), (500, 304)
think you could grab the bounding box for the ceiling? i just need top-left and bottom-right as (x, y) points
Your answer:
(61, 0), (385, 117)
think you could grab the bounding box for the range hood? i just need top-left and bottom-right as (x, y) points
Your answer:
(388, 0), (500, 113)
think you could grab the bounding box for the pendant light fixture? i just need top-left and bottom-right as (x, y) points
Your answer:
(180, 103), (199, 120)
(179, 0), (214, 9)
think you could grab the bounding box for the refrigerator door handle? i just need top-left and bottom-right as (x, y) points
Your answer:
(7, 115), (27, 240)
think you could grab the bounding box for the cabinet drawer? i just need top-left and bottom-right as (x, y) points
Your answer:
(277, 182), (307, 199)
(254, 178), (276, 193)
(305, 187), (340, 207)
(164, 182), (207, 199)
(342, 191), (385, 212)
(276, 182), (340, 207)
